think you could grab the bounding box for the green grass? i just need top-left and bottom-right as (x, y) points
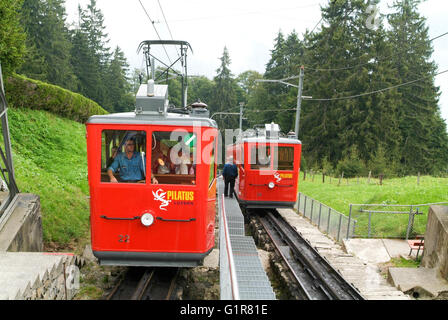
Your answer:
(298, 171), (448, 238)
(390, 257), (420, 268)
(9, 107), (90, 245)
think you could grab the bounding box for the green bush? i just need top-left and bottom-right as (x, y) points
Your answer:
(300, 155), (307, 171)
(336, 157), (367, 178)
(336, 146), (367, 178)
(4, 74), (107, 123)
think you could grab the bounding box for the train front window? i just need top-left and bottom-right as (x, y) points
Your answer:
(250, 145), (271, 170)
(151, 131), (196, 185)
(101, 130), (147, 183)
(274, 147), (295, 171)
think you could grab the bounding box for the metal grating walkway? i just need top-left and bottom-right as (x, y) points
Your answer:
(218, 178), (275, 300)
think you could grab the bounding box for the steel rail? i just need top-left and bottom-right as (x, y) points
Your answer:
(258, 209), (364, 300)
(131, 268), (155, 300)
(106, 267), (179, 300)
(258, 215), (313, 300)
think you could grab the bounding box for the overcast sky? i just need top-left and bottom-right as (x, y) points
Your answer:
(65, 0), (448, 124)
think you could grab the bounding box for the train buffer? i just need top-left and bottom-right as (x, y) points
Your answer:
(217, 177), (275, 300)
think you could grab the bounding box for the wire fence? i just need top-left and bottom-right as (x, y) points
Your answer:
(348, 202), (448, 240)
(297, 192), (448, 240)
(296, 192), (356, 243)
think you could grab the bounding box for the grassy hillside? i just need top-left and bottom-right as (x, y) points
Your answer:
(2, 74), (109, 247)
(9, 107), (90, 245)
(298, 172), (448, 238)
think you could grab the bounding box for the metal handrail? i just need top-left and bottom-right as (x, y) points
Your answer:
(350, 202), (448, 207)
(220, 194), (240, 300)
(0, 62), (19, 217)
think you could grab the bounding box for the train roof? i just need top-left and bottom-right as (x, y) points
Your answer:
(86, 112), (218, 128)
(239, 136), (302, 145)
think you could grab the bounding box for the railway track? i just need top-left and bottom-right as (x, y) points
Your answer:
(106, 267), (180, 300)
(256, 209), (364, 300)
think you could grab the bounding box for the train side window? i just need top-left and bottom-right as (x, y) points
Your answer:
(275, 147), (294, 171)
(151, 131), (196, 185)
(101, 130), (147, 183)
(250, 145), (271, 170)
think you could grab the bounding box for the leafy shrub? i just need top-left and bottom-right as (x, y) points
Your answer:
(336, 157), (367, 178)
(368, 144), (396, 177)
(321, 156), (334, 176)
(4, 74), (107, 123)
(336, 146), (367, 178)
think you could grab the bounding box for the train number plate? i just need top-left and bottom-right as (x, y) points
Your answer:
(118, 234), (130, 243)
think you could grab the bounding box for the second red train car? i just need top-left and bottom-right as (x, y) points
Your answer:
(227, 123), (302, 209)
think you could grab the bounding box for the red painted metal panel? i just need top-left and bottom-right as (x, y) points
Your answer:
(87, 123), (217, 259)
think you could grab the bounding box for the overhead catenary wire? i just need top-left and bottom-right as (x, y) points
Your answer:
(138, 0), (172, 65)
(156, 0), (180, 59)
(309, 16), (323, 34)
(254, 69), (448, 103)
(303, 69), (448, 101)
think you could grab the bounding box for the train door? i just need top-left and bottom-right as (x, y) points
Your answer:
(247, 142), (273, 201)
(94, 128), (150, 252)
(149, 128), (200, 252)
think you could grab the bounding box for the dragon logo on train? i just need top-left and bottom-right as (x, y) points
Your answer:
(274, 172), (282, 183)
(153, 189), (171, 211)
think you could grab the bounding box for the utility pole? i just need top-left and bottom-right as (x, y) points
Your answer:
(295, 66), (304, 139)
(239, 102), (244, 134)
(255, 68), (310, 139)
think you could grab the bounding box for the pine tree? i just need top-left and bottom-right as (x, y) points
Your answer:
(387, 0), (448, 174)
(19, 0), (77, 90)
(300, 0), (402, 169)
(105, 46), (134, 113)
(77, 0), (111, 107)
(70, 21), (101, 105)
(213, 47), (238, 130)
(0, 0), (26, 76)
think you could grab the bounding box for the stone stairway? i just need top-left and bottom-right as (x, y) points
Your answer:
(277, 208), (411, 300)
(0, 252), (84, 300)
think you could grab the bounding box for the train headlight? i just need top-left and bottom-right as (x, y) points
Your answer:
(268, 182), (275, 189)
(141, 213), (154, 227)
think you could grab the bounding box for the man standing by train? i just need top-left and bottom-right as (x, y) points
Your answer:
(223, 156), (238, 198)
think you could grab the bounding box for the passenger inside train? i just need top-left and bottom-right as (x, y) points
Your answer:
(151, 131), (196, 185)
(107, 137), (146, 183)
(101, 130), (148, 183)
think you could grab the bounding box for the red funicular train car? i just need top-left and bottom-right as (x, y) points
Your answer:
(86, 41), (218, 267)
(227, 123), (301, 209)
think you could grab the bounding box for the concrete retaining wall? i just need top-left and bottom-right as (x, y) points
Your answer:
(0, 194), (85, 300)
(0, 193), (43, 252)
(422, 205), (448, 279)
